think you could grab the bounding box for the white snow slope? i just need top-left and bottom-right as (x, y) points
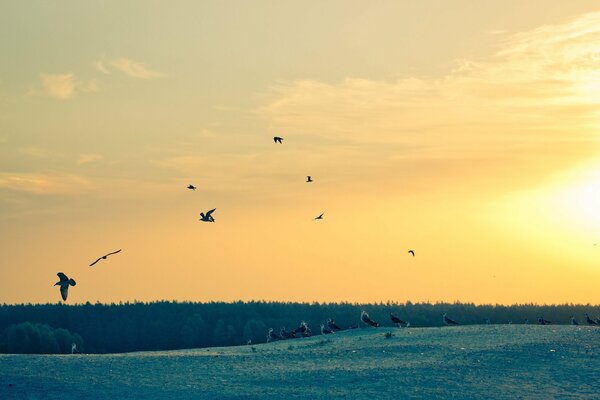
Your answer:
(1, 325), (599, 399)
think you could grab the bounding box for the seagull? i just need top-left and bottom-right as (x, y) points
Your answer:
(585, 313), (598, 325)
(361, 311), (379, 327)
(390, 313), (407, 327)
(443, 313), (459, 325)
(279, 327), (296, 339)
(54, 273), (76, 301)
(273, 136), (283, 144)
(321, 324), (335, 335)
(267, 328), (282, 342)
(306, 176), (313, 183)
(199, 208), (216, 222)
(408, 250), (415, 257)
(314, 213), (324, 220)
(570, 316), (579, 326)
(538, 316), (551, 325)
(71, 343), (80, 354)
(187, 184), (196, 191)
(327, 318), (342, 331)
(292, 321), (311, 337)
(89, 249), (122, 267)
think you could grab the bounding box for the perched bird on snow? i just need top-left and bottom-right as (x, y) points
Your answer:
(443, 313), (459, 325)
(321, 324), (335, 335)
(89, 249), (122, 267)
(408, 250), (415, 257)
(306, 176), (313, 183)
(292, 321), (311, 337)
(390, 313), (407, 327)
(54, 273), (76, 301)
(187, 184), (196, 191)
(314, 213), (324, 220)
(273, 136), (283, 144)
(361, 311), (379, 327)
(570, 316), (579, 326)
(71, 343), (80, 354)
(585, 313), (598, 325)
(538, 317), (551, 325)
(267, 328), (282, 342)
(327, 318), (342, 331)
(199, 208), (216, 222)
(279, 327), (296, 339)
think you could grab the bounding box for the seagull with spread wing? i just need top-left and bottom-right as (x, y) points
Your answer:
(306, 176), (313, 183)
(408, 250), (415, 256)
(273, 136), (283, 144)
(199, 208), (216, 222)
(89, 249), (122, 267)
(314, 213), (324, 220)
(54, 273), (76, 301)
(187, 184), (196, 191)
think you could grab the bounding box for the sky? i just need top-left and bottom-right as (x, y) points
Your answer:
(2, 1), (600, 305)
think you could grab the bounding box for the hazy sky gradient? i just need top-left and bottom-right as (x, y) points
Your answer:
(2, 1), (600, 304)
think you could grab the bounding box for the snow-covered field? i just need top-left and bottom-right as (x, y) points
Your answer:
(1, 325), (599, 399)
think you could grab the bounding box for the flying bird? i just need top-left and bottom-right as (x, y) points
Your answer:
(570, 316), (579, 326)
(314, 213), (324, 220)
(361, 311), (379, 327)
(327, 318), (342, 331)
(199, 208), (216, 222)
(585, 313), (598, 325)
(408, 250), (415, 256)
(320, 324), (335, 335)
(187, 184), (196, 191)
(306, 176), (313, 183)
(390, 313), (407, 327)
(89, 249), (122, 267)
(273, 136), (283, 144)
(54, 273), (76, 301)
(443, 313), (459, 325)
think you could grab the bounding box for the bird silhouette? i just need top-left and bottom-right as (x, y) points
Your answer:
(199, 208), (216, 222)
(538, 316), (551, 325)
(320, 324), (335, 335)
(327, 318), (342, 331)
(273, 136), (283, 144)
(89, 249), (122, 267)
(408, 250), (415, 256)
(306, 176), (313, 183)
(390, 313), (407, 327)
(585, 313), (598, 325)
(292, 321), (311, 337)
(570, 316), (579, 326)
(187, 184), (196, 191)
(314, 213), (324, 220)
(361, 311), (379, 327)
(443, 313), (459, 325)
(54, 273), (76, 301)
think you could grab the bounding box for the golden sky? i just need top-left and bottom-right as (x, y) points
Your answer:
(2, 1), (600, 304)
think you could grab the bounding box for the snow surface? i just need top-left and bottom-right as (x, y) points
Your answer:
(1, 325), (599, 399)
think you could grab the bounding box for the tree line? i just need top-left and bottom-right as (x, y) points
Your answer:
(1, 301), (598, 354)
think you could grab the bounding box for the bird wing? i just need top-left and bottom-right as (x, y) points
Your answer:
(60, 285), (69, 301)
(89, 257), (103, 267)
(105, 249), (122, 257)
(408, 250), (415, 256)
(57, 272), (69, 282)
(206, 208), (216, 217)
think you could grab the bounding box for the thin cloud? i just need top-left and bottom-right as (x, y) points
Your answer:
(40, 73), (76, 99)
(0, 172), (93, 195)
(95, 60), (110, 74)
(109, 58), (162, 79)
(258, 11), (600, 161)
(77, 154), (103, 165)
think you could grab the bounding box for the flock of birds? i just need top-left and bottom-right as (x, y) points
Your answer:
(53, 136), (415, 301)
(262, 310), (600, 343)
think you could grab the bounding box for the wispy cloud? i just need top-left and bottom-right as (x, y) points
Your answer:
(94, 60), (110, 74)
(0, 172), (93, 195)
(258, 11), (600, 161)
(77, 154), (103, 165)
(40, 73), (76, 99)
(109, 58), (162, 79)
